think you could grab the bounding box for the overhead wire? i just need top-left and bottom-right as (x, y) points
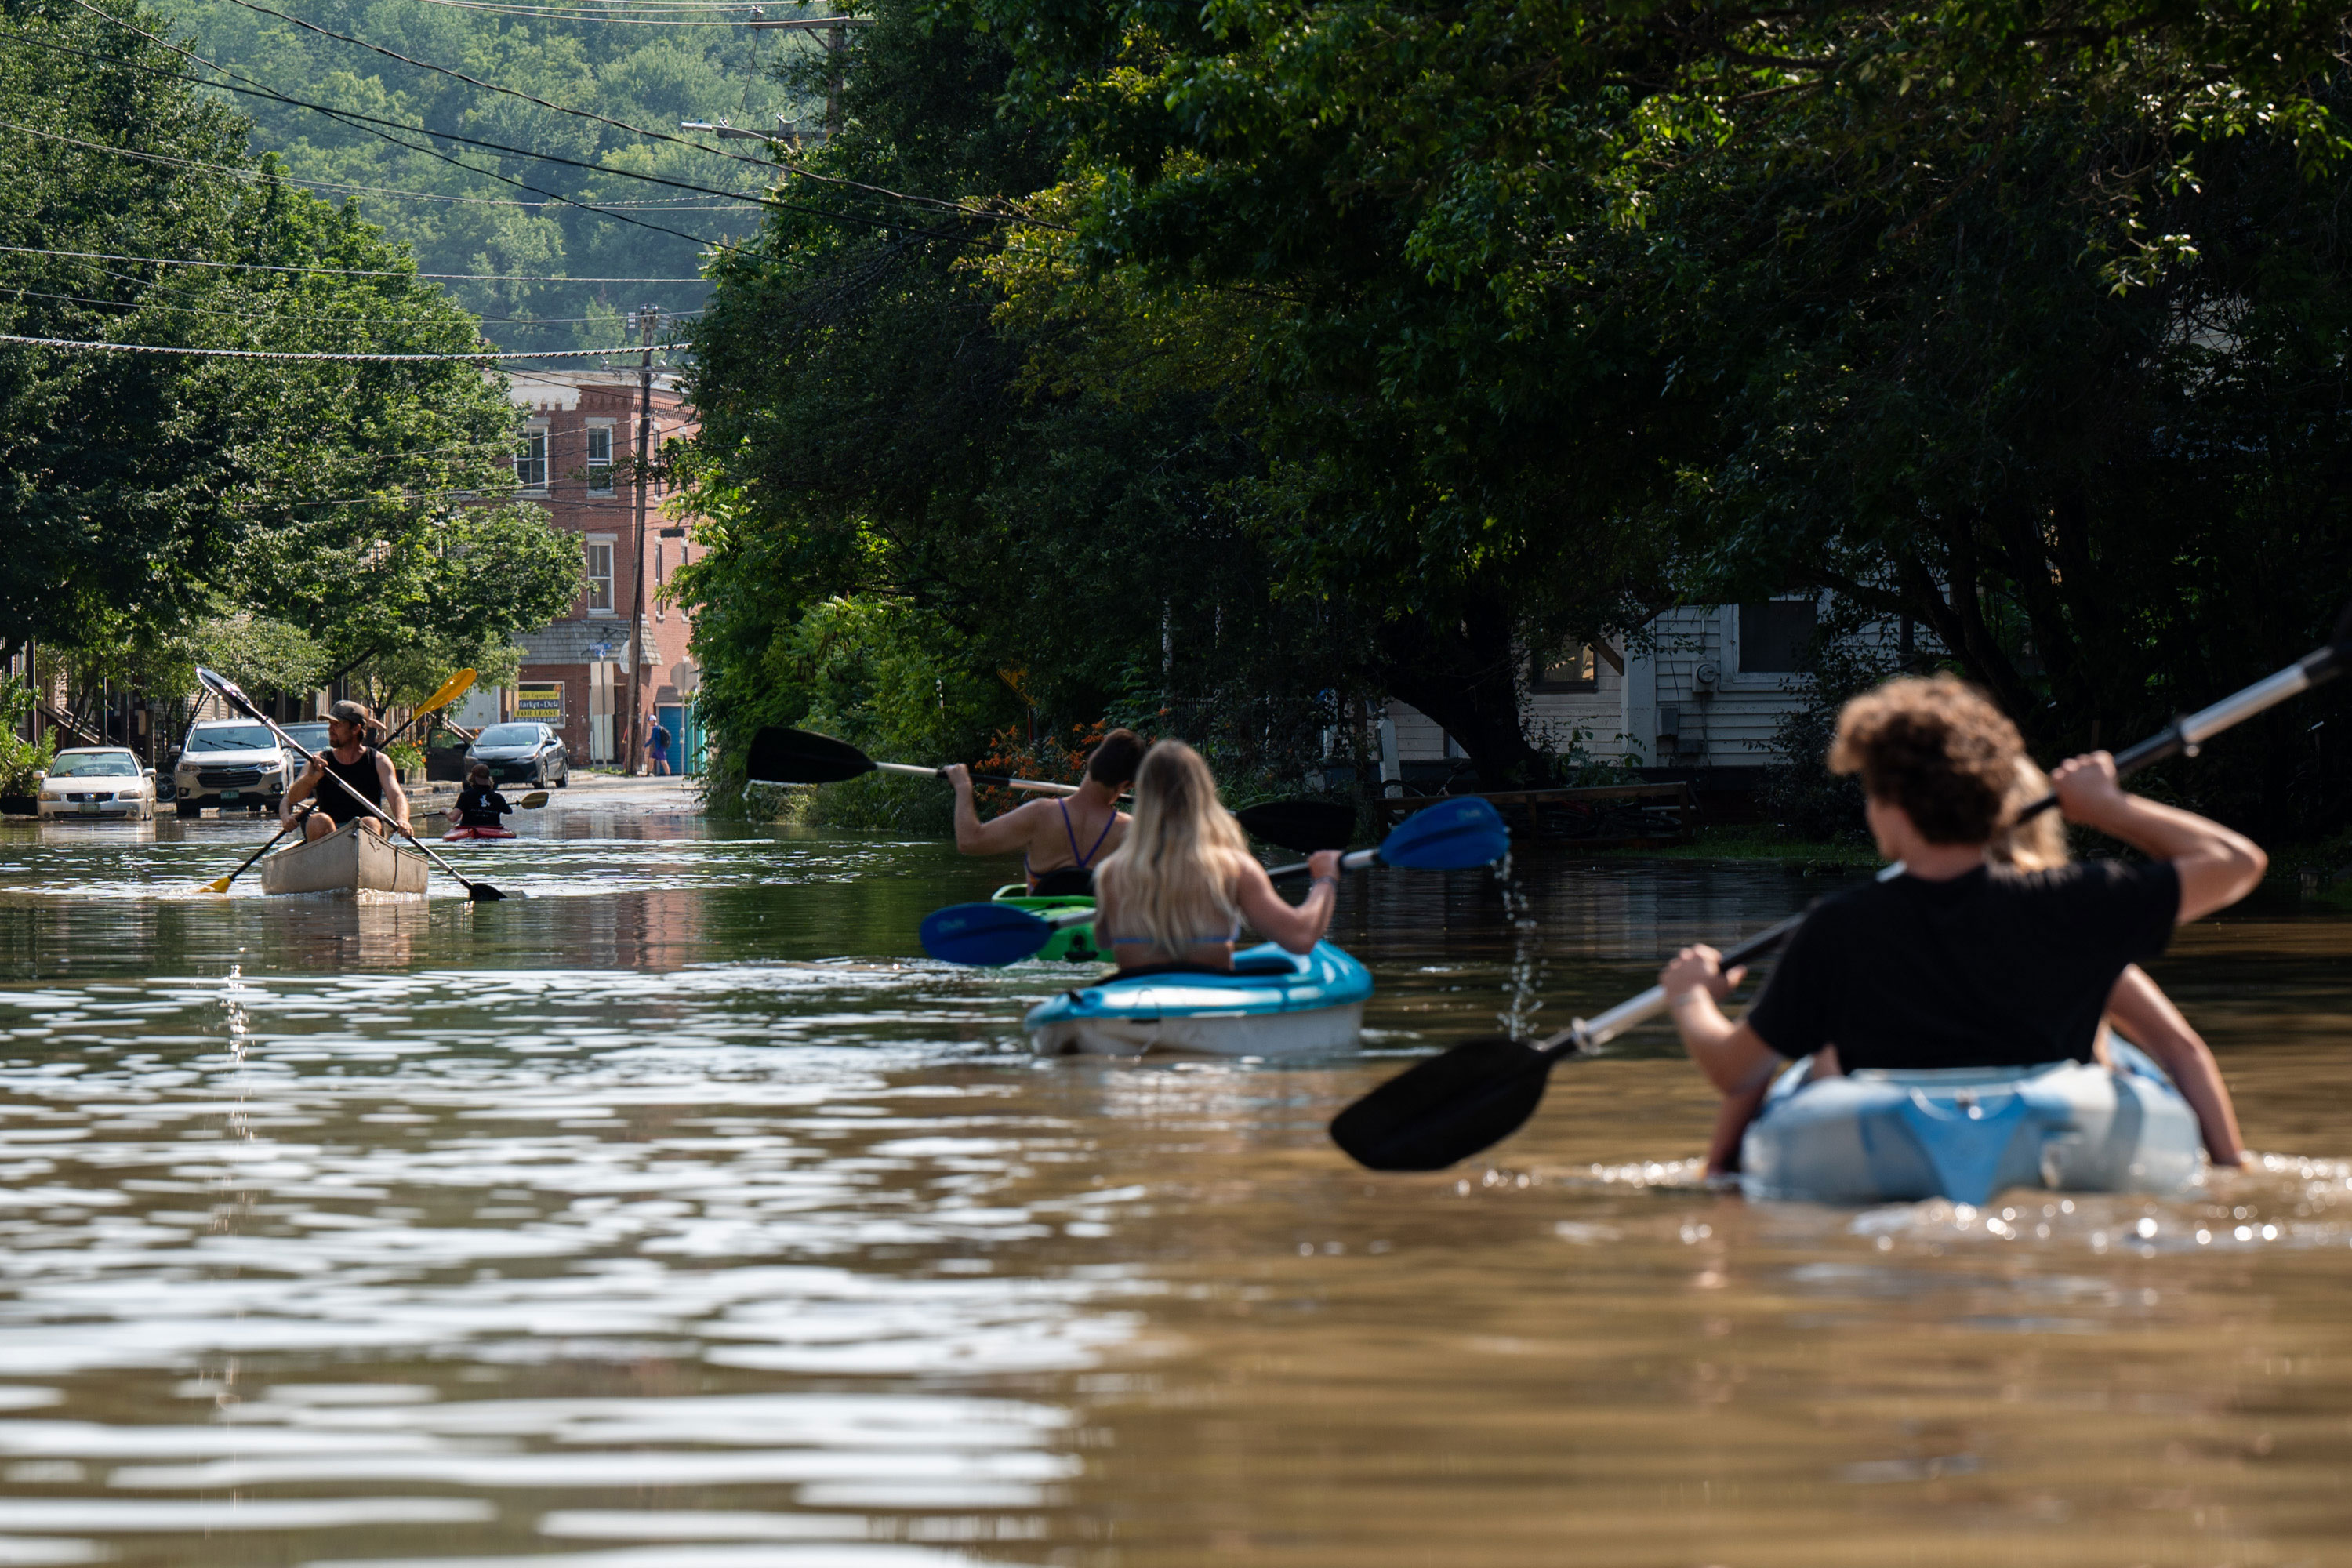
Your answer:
(0, 242), (706, 283)
(204, 0), (1055, 226)
(31, 10), (780, 249)
(0, 114), (765, 215)
(0, 332), (683, 361)
(0, 285), (702, 326)
(34, 9), (962, 238)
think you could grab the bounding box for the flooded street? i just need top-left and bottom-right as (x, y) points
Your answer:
(0, 789), (2350, 1567)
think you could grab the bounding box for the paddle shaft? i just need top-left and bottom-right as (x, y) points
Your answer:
(1015, 846), (1357, 935)
(206, 803), (315, 891)
(874, 760), (1085, 795)
(199, 676), (501, 898)
(1537, 633), (2352, 1062)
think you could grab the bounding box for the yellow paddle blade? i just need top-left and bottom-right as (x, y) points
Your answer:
(201, 875), (234, 894)
(517, 790), (549, 809)
(416, 667), (479, 717)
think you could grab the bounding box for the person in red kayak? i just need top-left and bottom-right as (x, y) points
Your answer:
(283, 700), (409, 842)
(446, 763), (517, 840)
(1657, 673), (2265, 1168)
(943, 728), (1147, 895)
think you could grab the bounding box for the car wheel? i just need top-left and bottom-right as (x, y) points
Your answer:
(176, 801), (201, 818)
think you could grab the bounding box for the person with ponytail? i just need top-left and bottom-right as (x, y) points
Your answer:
(1092, 740), (1342, 973)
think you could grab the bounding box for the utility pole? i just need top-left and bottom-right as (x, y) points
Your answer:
(742, 10), (871, 136)
(622, 304), (660, 778)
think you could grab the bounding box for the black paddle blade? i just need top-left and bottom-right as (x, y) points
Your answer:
(746, 727), (877, 786)
(466, 884), (510, 902)
(1236, 797), (1356, 853)
(1330, 1036), (1558, 1171)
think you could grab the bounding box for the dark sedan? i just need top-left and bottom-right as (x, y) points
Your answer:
(466, 723), (572, 788)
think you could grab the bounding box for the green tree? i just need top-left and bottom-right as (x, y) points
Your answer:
(679, 2), (1359, 808)
(949, 0), (2352, 822)
(1, 0), (579, 699)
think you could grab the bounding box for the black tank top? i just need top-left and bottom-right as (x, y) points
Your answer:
(318, 746), (384, 823)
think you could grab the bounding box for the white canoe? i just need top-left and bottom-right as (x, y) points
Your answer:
(260, 819), (430, 896)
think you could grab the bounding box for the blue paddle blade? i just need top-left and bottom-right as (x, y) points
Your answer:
(920, 902), (1054, 967)
(1377, 796), (1510, 869)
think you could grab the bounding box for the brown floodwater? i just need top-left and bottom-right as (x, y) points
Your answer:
(0, 789), (2347, 1568)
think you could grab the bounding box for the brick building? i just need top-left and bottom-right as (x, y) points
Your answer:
(491, 368), (703, 771)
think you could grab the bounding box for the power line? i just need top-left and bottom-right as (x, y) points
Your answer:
(201, 0), (1048, 227)
(36, 10), (762, 251)
(401, 0), (798, 29)
(0, 114), (766, 213)
(216, 0), (779, 174)
(0, 242), (708, 283)
(0, 285), (702, 326)
(31, 13), (949, 238)
(0, 332), (684, 362)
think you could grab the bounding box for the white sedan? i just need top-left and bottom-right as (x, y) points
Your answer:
(38, 749), (158, 820)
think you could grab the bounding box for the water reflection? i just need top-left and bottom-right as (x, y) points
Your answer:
(0, 807), (2347, 1564)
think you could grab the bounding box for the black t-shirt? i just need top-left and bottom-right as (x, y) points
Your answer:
(1744, 861), (2182, 1071)
(456, 786), (511, 828)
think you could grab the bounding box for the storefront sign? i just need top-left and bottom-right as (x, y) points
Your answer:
(514, 682), (564, 723)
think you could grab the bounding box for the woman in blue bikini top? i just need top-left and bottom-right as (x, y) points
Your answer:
(945, 728), (1146, 893)
(1091, 739), (1342, 973)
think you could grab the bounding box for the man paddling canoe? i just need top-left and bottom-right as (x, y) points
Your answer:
(943, 728), (1146, 895)
(1660, 674), (2265, 1167)
(281, 700), (412, 843)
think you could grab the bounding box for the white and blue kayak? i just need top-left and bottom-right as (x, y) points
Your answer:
(1740, 1040), (2205, 1206)
(1025, 941), (1374, 1058)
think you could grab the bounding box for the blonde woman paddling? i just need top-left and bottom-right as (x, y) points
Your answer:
(1093, 740), (1343, 973)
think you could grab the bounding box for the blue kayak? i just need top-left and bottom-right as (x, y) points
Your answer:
(1025, 941), (1373, 1058)
(1740, 1039), (2205, 1205)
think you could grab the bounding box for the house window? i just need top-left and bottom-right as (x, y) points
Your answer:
(1739, 599), (1819, 674)
(1530, 643), (1598, 692)
(516, 428), (548, 488)
(585, 539), (614, 614)
(585, 426), (613, 492)
(654, 543), (665, 621)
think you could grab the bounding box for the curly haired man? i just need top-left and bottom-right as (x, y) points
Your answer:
(1658, 674), (2265, 1165)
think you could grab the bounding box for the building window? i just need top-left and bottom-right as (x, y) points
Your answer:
(1739, 599), (1819, 674)
(1530, 643), (1599, 692)
(585, 539), (614, 613)
(585, 427), (613, 492)
(653, 542), (665, 621)
(516, 428), (548, 488)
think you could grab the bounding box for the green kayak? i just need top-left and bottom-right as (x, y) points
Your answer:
(989, 884), (1102, 964)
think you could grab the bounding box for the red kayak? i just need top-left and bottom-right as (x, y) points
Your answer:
(443, 826), (516, 841)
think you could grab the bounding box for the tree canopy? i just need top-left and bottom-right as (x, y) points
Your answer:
(1, 0), (581, 702)
(678, 0), (2352, 834)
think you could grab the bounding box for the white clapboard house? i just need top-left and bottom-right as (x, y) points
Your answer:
(1381, 598), (1849, 789)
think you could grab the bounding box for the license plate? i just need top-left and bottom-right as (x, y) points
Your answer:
(220, 790), (240, 800)
(78, 803), (100, 815)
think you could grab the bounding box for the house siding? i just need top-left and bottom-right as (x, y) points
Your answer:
(1385, 600), (1911, 778)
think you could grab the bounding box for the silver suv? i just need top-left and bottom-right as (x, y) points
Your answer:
(173, 720), (296, 817)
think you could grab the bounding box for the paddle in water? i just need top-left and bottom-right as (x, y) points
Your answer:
(201, 804), (317, 895)
(920, 796), (1510, 966)
(746, 725), (1356, 853)
(194, 669), (514, 902)
(1330, 601), (2352, 1172)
